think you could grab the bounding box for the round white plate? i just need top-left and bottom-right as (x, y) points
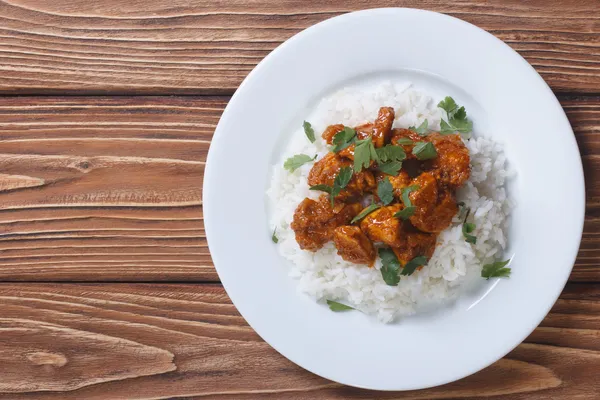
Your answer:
(204, 8), (585, 391)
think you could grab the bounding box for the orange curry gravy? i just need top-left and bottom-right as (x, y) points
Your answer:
(291, 107), (470, 270)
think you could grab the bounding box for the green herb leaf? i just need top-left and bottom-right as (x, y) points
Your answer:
(283, 154), (315, 172)
(334, 166), (353, 189)
(351, 204), (380, 224)
(309, 184), (332, 194)
(440, 119), (455, 134)
(377, 177), (394, 205)
(378, 161), (403, 176)
(464, 222), (475, 233)
(453, 106), (467, 120)
(327, 300), (356, 312)
(379, 248), (401, 286)
(376, 145), (406, 163)
(317, 166), (353, 207)
(271, 228), (278, 243)
(481, 259), (512, 280)
(401, 185), (420, 207)
(462, 207), (477, 244)
(354, 137), (377, 172)
(412, 142), (437, 160)
(396, 138), (414, 145)
(303, 121), (315, 143)
(331, 126), (356, 152)
(438, 97), (473, 135)
(408, 120), (429, 136)
(438, 96), (458, 116)
(394, 206), (416, 220)
(401, 255), (428, 276)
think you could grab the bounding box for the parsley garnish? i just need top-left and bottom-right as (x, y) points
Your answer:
(402, 255), (428, 276)
(327, 300), (356, 312)
(378, 161), (402, 175)
(396, 138), (414, 145)
(376, 145), (406, 163)
(408, 120), (429, 136)
(283, 154), (316, 172)
(331, 127), (356, 152)
(303, 121), (315, 143)
(354, 137), (379, 172)
(271, 228), (278, 243)
(461, 206), (477, 244)
(351, 204), (380, 224)
(309, 166), (353, 207)
(412, 142), (437, 160)
(481, 259), (511, 280)
(438, 96), (473, 135)
(401, 185), (419, 208)
(378, 248), (401, 286)
(394, 206), (416, 220)
(377, 177), (394, 205)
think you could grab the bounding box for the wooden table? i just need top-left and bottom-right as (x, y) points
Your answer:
(0, 1), (598, 398)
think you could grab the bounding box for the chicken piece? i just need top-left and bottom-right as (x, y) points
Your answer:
(371, 107), (395, 148)
(380, 170), (411, 199)
(391, 224), (437, 266)
(308, 152), (376, 200)
(424, 132), (470, 188)
(390, 128), (422, 159)
(322, 124), (345, 144)
(333, 225), (376, 266)
(360, 204), (403, 247)
(308, 152), (343, 187)
(408, 172), (457, 233)
(291, 195), (361, 251)
(355, 123), (374, 141)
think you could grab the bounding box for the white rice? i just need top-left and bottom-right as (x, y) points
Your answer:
(266, 82), (512, 323)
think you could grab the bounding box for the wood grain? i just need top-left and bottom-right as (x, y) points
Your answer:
(0, 282), (596, 399)
(0, 0), (598, 94)
(0, 95), (596, 282)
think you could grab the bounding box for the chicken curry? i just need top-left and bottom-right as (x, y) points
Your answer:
(290, 106), (470, 273)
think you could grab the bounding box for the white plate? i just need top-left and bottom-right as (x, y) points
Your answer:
(204, 8), (585, 390)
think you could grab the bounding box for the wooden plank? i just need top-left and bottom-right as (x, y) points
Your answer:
(0, 282), (597, 399)
(0, 1), (598, 94)
(0, 95), (596, 282)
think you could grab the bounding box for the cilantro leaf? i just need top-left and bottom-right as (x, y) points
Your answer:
(309, 184), (332, 194)
(481, 259), (512, 280)
(412, 142), (437, 160)
(394, 206), (416, 220)
(332, 127), (356, 152)
(303, 121), (315, 143)
(401, 255), (428, 276)
(376, 145), (406, 163)
(351, 203), (380, 224)
(396, 138), (414, 145)
(408, 120), (429, 136)
(378, 161), (403, 176)
(309, 166), (353, 207)
(327, 300), (356, 312)
(271, 228), (278, 243)
(461, 207), (477, 244)
(283, 154), (315, 172)
(334, 166), (353, 189)
(438, 96), (458, 117)
(401, 185), (420, 207)
(438, 97), (473, 135)
(440, 119), (455, 134)
(453, 106), (467, 120)
(354, 137), (377, 172)
(377, 177), (394, 205)
(379, 248), (401, 286)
